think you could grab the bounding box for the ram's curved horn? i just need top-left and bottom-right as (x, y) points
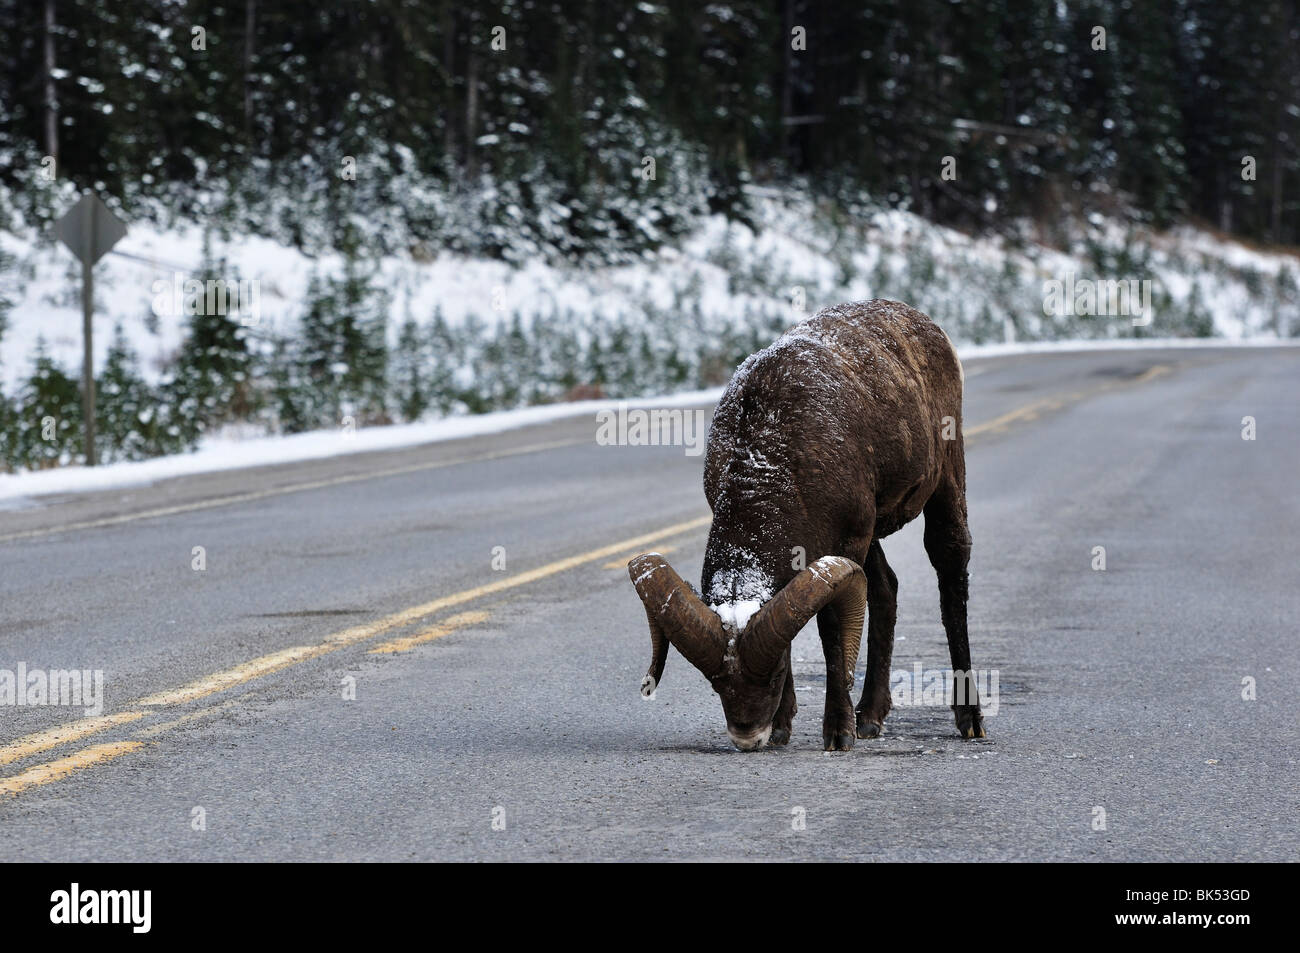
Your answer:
(738, 556), (866, 686)
(628, 553), (727, 693)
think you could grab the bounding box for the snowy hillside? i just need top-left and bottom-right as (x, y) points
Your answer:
(1, 184), (1297, 477)
(4, 187), (1297, 396)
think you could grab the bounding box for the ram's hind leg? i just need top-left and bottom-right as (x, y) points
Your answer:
(855, 539), (898, 738)
(923, 468), (986, 740)
(769, 657), (797, 746)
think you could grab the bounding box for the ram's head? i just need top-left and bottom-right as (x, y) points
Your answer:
(628, 552), (866, 750)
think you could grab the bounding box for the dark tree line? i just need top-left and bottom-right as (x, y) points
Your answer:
(0, 0), (1296, 255)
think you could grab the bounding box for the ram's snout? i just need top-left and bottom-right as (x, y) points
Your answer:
(726, 723), (773, 751)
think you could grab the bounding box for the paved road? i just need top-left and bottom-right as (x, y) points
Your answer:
(0, 346), (1296, 861)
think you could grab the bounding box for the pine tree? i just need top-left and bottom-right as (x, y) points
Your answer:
(332, 247), (389, 424)
(0, 390), (15, 471)
(294, 271), (341, 429)
(0, 241), (13, 344)
(502, 312), (531, 406)
(96, 324), (167, 462)
(294, 249), (390, 428)
(455, 313), (492, 413)
(390, 316), (430, 422)
(16, 340), (82, 468)
(265, 334), (312, 435)
(169, 237), (254, 442)
(426, 308), (460, 414)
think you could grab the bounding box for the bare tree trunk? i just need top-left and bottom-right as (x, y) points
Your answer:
(1273, 127), (1285, 244)
(781, 0), (793, 164)
(441, 2), (456, 167)
(43, 0), (58, 163)
(244, 0), (256, 142)
(465, 48), (478, 179)
(1271, 3), (1292, 245)
(1219, 168), (1232, 233)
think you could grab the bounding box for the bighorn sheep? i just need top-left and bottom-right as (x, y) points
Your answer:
(629, 300), (985, 751)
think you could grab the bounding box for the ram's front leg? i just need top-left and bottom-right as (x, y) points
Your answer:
(769, 660), (797, 746)
(817, 606), (856, 751)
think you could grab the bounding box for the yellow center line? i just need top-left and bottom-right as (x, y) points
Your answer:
(0, 742), (147, 797)
(963, 392), (1082, 437)
(1131, 364), (1171, 385)
(0, 710), (149, 766)
(0, 514), (713, 786)
(0, 437), (589, 545)
(134, 644), (331, 707)
(368, 610), (491, 654)
(129, 513), (712, 708)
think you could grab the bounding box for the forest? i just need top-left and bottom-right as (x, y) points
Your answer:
(0, 1), (1296, 469)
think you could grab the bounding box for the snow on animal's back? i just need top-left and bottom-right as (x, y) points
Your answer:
(721, 299), (960, 416)
(703, 299), (964, 511)
(800, 300), (958, 390)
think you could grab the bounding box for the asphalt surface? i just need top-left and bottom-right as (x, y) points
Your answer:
(0, 345), (1296, 861)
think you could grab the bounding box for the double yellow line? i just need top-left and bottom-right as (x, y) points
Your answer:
(0, 515), (712, 796)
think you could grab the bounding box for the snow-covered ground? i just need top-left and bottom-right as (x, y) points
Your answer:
(3, 188), (1297, 393)
(2, 185), (1297, 493)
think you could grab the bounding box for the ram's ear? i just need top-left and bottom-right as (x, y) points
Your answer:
(629, 553), (726, 692)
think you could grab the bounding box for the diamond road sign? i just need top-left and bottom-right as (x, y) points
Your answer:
(54, 193), (127, 266)
(52, 192), (128, 467)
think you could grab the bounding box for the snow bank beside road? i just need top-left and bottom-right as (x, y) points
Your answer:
(0, 387), (724, 504)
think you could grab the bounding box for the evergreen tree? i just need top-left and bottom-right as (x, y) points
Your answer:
(0, 390), (15, 471)
(15, 341), (82, 468)
(0, 245), (13, 468)
(390, 316), (430, 422)
(426, 308), (461, 414)
(332, 247), (389, 424)
(0, 242), (13, 343)
(266, 334), (312, 435)
(169, 237), (254, 441)
(294, 249), (390, 428)
(294, 271), (341, 428)
(95, 324), (170, 462)
(455, 313), (491, 413)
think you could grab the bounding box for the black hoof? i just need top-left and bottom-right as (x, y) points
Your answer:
(823, 729), (855, 752)
(856, 718), (884, 739)
(954, 706), (986, 739)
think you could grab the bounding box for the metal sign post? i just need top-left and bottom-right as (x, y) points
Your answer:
(53, 193), (126, 466)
